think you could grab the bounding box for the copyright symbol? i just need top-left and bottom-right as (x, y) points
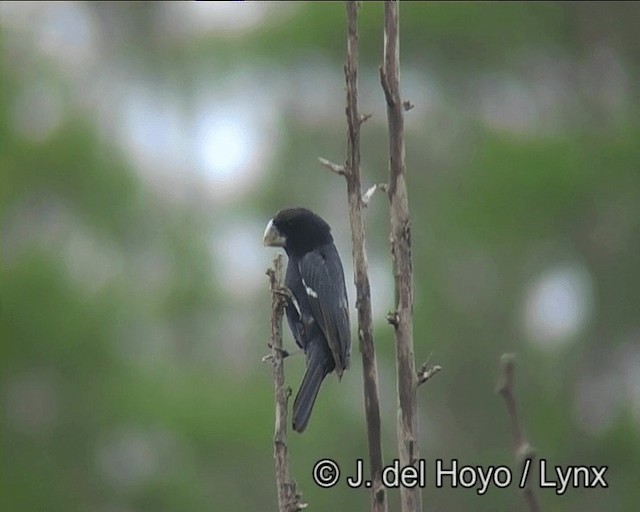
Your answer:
(312, 459), (340, 488)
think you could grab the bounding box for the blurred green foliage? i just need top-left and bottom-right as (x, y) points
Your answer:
(2, 2), (639, 511)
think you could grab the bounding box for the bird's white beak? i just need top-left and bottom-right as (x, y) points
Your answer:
(263, 218), (286, 247)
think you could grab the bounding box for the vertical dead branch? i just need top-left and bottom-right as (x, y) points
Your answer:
(319, 2), (388, 511)
(344, 2), (388, 511)
(266, 255), (306, 512)
(497, 354), (541, 512)
(380, 2), (421, 512)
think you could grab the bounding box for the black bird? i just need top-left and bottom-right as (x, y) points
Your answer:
(263, 207), (350, 433)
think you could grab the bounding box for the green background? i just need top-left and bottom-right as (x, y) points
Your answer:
(2, 2), (639, 511)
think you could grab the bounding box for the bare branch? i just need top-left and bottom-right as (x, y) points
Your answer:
(341, 2), (389, 511)
(497, 353), (541, 512)
(318, 157), (346, 177)
(381, 2), (422, 511)
(267, 256), (306, 512)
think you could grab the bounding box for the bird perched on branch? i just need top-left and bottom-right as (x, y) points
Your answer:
(263, 207), (351, 433)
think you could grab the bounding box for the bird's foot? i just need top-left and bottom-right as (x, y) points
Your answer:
(266, 343), (291, 358)
(274, 285), (293, 300)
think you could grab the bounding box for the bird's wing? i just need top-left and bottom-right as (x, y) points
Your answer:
(284, 291), (305, 350)
(283, 262), (307, 350)
(298, 246), (350, 376)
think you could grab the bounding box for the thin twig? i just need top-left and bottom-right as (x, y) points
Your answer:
(386, 310), (399, 326)
(403, 100), (415, 111)
(381, 2), (422, 511)
(362, 183), (389, 207)
(417, 363), (442, 386)
(266, 255), (306, 512)
(497, 353), (541, 512)
(318, 157), (346, 176)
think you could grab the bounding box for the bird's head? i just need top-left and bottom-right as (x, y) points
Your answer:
(263, 207), (333, 256)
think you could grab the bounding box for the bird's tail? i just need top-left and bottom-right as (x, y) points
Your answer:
(292, 344), (332, 433)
